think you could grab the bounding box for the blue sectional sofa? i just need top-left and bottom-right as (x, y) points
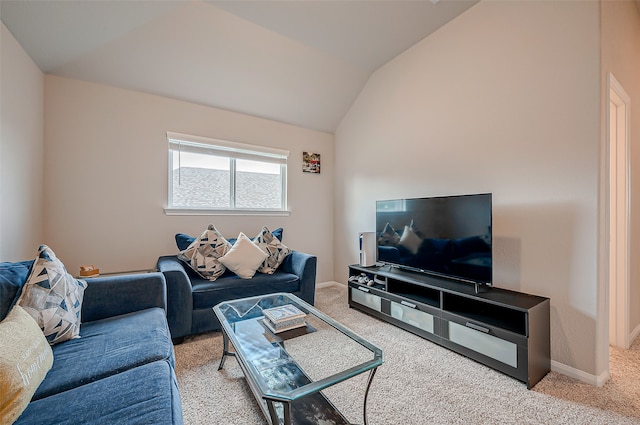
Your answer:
(157, 251), (317, 341)
(0, 260), (183, 425)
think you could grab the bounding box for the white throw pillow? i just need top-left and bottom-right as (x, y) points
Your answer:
(218, 233), (268, 279)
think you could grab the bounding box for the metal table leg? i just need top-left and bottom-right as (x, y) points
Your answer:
(363, 367), (378, 425)
(283, 401), (292, 425)
(217, 331), (235, 370)
(264, 398), (294, 425)
(266, 400), (280, 425)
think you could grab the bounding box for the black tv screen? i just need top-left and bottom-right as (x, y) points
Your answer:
(376, 193), (492, 285)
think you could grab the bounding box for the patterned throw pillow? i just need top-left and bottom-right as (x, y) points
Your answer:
(0, 305), (54, 424)
(178, 224), (231, 281)
(254, 226), (292, 274)
(17, 245), (87, 345)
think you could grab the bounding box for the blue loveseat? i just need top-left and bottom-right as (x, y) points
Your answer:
(157, 251), (317, 341)
(0, 260), (183, 425)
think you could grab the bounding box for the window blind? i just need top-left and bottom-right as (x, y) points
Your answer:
(167, 132), (288, 165)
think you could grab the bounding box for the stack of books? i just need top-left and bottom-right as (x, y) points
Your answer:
(262, 304), (307, 333)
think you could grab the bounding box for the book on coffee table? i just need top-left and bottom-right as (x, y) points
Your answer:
(263, 304), (307, 333)
(262, 318), (307, 334)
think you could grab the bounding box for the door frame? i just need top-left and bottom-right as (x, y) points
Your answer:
(607, 72), (631, 349)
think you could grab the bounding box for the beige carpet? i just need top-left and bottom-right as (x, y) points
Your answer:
(174, 284), (640, 424)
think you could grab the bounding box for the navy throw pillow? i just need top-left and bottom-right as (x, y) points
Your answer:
(175, 233), (196, 252)
(0, 260), (34, 321)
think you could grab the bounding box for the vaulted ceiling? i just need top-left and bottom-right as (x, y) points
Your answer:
(1, 0), (478, 133)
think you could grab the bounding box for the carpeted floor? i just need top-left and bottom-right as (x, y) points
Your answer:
(174, 283), (640, 424)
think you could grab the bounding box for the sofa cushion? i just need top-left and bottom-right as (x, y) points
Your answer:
(218, 233), (268, 279)
(254, 226), (291, 274)
(0, 305), (54, 425)
(0, 260), (33, 321)
(15, 360), (183, 425)
(178, 225), (231, 281)
(191, 271), (300, 310)
(33, 307), (173, 400)
(18, 245), (88, 345)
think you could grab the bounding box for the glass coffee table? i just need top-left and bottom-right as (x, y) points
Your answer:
(213, 293), (383, 425)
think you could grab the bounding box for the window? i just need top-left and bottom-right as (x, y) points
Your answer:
(166, 132), (288, 214)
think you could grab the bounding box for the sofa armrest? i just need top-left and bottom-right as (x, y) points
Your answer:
(157, 256), (194, 340)
(281, 251), (317, 305)
(81, 272), (167, 323)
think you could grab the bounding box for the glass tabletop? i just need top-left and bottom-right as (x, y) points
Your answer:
(213, 292), (383, 402)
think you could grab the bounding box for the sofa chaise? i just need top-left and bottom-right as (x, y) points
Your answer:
(0, 259), (183, 425)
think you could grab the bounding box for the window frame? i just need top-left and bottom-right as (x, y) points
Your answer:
(165, 132), (289, 216)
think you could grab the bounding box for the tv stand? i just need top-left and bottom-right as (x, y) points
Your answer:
(348, 264), (550, 388)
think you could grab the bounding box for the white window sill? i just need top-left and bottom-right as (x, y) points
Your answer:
(164, 208), (291, 216)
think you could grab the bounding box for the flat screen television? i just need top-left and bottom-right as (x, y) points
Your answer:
(376, 193), (492, 286)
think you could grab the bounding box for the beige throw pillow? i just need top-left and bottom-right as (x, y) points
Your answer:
(0, 305), (54, 425)
(218, 233), (268, 279)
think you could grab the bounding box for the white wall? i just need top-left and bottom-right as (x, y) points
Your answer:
(44, 76), (334, 282)
(600, 1), (640, 358)
(335, 0), (601, 378)
(0, 23), (44, 261)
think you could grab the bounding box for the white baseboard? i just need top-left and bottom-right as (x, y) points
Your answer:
(316, 280), (345, 289)
(551, 360), (610, 387)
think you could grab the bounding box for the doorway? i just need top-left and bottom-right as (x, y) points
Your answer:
(608, 73), (631, 349)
